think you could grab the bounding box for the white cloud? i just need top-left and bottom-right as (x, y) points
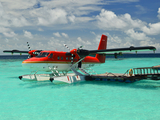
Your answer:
(38, 0), (103, 24)
(11, 17), (30, 27)
(0, 0), (142, 29)
(96, 9), (127, 30)
(53, 32), (61, 37)
(0, 0), (141, 30)
(101, 33), (132, 49)
(0, 27), (10, 33)
(90, 31), (96, 35)
(38, 28), (44, 31)
(62, 33), (69, 38)
(125, 29), (150, 41)
(75, 17), (94, 23)
(68, 15), (76, 23)
(135, 5), (146, 14)
(40, 0), (103, 14)
(95, 8), (160, 49)
(77, 37), (91, 45)
(0, 0), (103, 28)
(0, 2), (30, 27)
(141, 22), (160, 35)
(109, 35), (122, 43)
(77, 37), (83, 42)
(140, 40), (160, 50)
(33, 8), (68, 26)
(1, 0), (160, 54)
(3, 31), (17, 37)
(139, 8), (160, 35)
(23, 30), (33, 39)
(0, 0), (37, 10)
(96, 9), (146, 30)
(107, 0), (139, 3)
(157, 8), (160, 19)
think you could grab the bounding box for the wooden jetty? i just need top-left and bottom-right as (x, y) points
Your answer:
(85, 66), (160, 83)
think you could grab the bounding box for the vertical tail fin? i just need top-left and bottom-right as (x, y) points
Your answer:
(96, 34), (107, 63)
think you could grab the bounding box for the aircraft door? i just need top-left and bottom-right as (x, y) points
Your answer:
(78, 61), (82, 68)
(48, 53), (54, 60)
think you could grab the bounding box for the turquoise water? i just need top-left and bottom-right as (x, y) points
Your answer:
(1, 58), (160, 120)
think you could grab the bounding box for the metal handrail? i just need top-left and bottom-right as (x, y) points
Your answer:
(133, 67), (160, 75)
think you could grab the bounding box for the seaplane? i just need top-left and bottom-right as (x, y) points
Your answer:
(3, 34), (156, 83)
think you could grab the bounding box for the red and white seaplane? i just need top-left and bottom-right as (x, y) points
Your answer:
(3, 34), (156, 83)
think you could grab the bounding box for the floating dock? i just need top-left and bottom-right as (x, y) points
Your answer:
(85, 66), (160, 83)
(85, 73), (138, 83)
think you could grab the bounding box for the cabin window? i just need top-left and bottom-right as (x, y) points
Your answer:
(48, 53), (53, 58)
(66, 57), (68, 60)
(36, 52), (49, 58)
(61, 57), (63, 60)
(57, 56), (60, 60)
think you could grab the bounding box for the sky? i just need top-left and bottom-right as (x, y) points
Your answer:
(1, 0), (160, 55)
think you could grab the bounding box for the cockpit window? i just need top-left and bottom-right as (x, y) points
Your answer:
(36, 52), (50, 58)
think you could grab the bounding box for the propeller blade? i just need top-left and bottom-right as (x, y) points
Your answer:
(78, 46), (83, 50)
(64, 44), (70, 51)
(27, 42), (31, 51)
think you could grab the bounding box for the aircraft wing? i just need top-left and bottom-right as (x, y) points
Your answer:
(77, 46), (156, 57)
(3, 50), (29, 54)
(89, 46), (156, 54)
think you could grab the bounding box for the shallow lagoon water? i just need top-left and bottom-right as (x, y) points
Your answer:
(0, 58), (160, 120)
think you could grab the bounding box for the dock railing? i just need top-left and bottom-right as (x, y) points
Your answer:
(133, 67), (160, 76)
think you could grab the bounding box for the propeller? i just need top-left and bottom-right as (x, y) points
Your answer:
(64, 44), (71, 51)
(27, 42), (31, 51)
(26, 42), (42, 57)
(3, 42), (32, 56)
(78, 46), (83, 50)
(3, 42), (43, 57)
(64, 44), (84, 64)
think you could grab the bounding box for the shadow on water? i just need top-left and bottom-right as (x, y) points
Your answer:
(19, 80), (73, 89)
(19, 80), (54, 88)
(84, 80), (160, 90)
(108, 58), (125, 61)
(18, 78), (160, 90)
